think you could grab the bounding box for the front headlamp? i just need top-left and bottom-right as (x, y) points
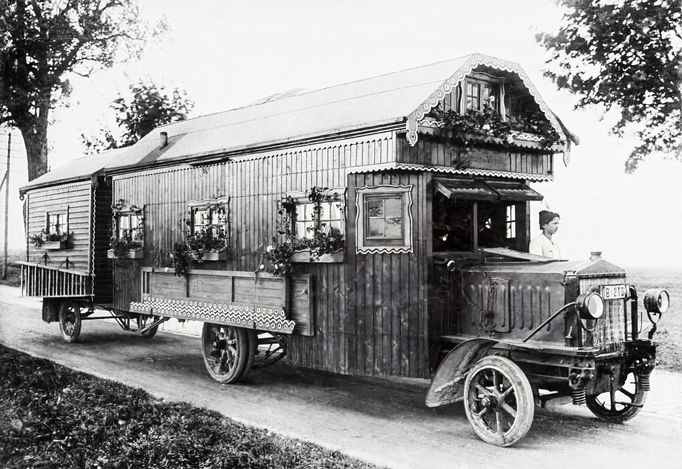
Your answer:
(643, 289), (670, 314)
(576, 292), (605, 320)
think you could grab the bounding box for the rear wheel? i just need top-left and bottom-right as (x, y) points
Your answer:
(201, 323), (250, 384)
(463, 356), (535, 447)
(586, 372), (646, 422)
(58, 300), (82, 343)
(137, 314), (160, 338)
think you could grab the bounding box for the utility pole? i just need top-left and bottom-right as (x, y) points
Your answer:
(2, 132), (9, 279)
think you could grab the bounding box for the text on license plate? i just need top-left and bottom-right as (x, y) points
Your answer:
(600, 284), (627, 300)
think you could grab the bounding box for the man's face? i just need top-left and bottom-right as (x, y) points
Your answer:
(544, 217), (560, 235)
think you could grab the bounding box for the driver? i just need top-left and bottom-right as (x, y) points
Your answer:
(529, 210), (561, 259)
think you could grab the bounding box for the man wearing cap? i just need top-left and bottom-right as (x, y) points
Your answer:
(529, 210), (561, 259)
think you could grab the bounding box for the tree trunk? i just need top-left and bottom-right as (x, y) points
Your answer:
(19, 94), (50, 182)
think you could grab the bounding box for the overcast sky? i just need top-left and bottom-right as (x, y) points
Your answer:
(2, 0), (681, 269)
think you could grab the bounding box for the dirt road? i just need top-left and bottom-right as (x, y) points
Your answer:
(1, 285), (680, 468)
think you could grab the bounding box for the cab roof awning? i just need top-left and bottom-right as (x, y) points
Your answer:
(434, 178), (543, 202)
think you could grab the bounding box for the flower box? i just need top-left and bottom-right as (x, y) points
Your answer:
(290, 249), (344, 263)
(43, 241), (68, 251)
(200, 250), (228, 261)
(107, 249), (144, 259)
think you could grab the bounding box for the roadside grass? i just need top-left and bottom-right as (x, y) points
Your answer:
(0, 345), (377, 469)
(0, 252), (23, 287)
(626, 267), (682, 373)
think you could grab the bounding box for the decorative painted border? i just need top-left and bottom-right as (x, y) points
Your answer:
(348, 162), (553, 182)
(129, 297), (296, 334)
(405, 53), (572, 151)
(355, 184), (414, 255)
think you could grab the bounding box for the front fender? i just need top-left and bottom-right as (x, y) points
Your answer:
(425, 338), (497, 407)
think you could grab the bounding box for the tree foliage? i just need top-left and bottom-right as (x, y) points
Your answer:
(536, 0), (682, 172)
(82, 81), (194, 155)
(0, 0), (165, 180)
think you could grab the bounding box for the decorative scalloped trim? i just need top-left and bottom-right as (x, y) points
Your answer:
(348, 162), (553, 182)
(356, 246), (413, 255)
(355, 185), (414, 255)
(406, 53), (567, 149)
(129, 297), (296, 334)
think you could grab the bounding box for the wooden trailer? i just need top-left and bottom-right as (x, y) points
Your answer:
(19, 53), (671, 446)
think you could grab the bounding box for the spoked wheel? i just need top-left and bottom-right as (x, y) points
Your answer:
(137, 314), (160, 338)
(253, 332), (288, 369)
(201, 323), (251, 384)
(58, 300), (82, 343)
(586, 372), (647, 423)
(463, 356), (535, 447)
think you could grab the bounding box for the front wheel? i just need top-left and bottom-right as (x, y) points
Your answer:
(58, 300), (82, 343)
(463, 355), (535, 447)
(585, 372), (647, 423)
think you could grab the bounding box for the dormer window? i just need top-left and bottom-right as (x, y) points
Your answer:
(466, 78), (499, 113)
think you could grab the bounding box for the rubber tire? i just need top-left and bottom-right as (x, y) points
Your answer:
(58, 300), (82, 343)
(137, 315), (159, 338)
(585, 372), (647, 423)
(201, 323), (250, 384)
(463, 356), (535, 447)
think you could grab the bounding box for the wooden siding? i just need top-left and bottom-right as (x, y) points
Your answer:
(26, 182), (92, 274)
(111, 134), (437, 378)
(93, 177), (113, 303)
(343, 171), (431, 378)
(396, 136), (553, 176)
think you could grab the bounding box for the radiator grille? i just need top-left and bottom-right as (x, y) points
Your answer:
(579, 276), (626, 351)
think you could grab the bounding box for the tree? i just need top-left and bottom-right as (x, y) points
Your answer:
(82, 81), (194, 155)
(536, 0), (682, 172)
(0, 0), (165, 180)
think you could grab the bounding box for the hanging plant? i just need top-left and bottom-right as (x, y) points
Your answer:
(430, 105), (563, 148)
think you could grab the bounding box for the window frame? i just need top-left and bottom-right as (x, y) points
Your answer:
(186, 197), (230, 252)
(462, 72), (505, 117)
(291, 194), (345, 242)
(46, 210), (68, 236)
(356, 185), (413, 254)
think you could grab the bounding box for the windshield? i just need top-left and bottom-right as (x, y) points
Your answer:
(433, 192), (529, 253)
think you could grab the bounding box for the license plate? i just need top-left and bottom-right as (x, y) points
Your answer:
(601, 284), (627, 300)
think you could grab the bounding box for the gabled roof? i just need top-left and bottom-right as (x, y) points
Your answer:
(21, 52), (577, 193)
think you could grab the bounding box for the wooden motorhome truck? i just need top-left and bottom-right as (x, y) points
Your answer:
(19, 53), (671, 446)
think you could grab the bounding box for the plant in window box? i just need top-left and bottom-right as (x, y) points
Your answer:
(107, 235), (144, 259)
(429, 105), (563, 149)
(171, 227), (229, 277)
(290, 187), (346, 263)
(29, 230), (72, 250)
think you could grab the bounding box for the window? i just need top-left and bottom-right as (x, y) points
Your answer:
(190, 204), (227, 238)
(294, 199), (344, 241)
(116, 211), (144, 244)
(46, 211), (66, 236)
(465, 78), (499, 112)
(506, 205), (516, 239)
(356, 185), (413, 254)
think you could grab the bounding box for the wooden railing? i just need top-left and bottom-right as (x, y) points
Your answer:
(18, 261), (92, 298)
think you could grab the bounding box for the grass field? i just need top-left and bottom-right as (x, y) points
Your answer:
(625, 267), (682, 373)
(0, 345), (376, 469)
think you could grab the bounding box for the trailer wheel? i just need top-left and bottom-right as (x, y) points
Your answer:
(58, 300), (82, 343)
(463, 356), (534, 447)
(201, 323), (250, 384)
(137, 315), (160, 338)
(585, 372), (646, 423)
